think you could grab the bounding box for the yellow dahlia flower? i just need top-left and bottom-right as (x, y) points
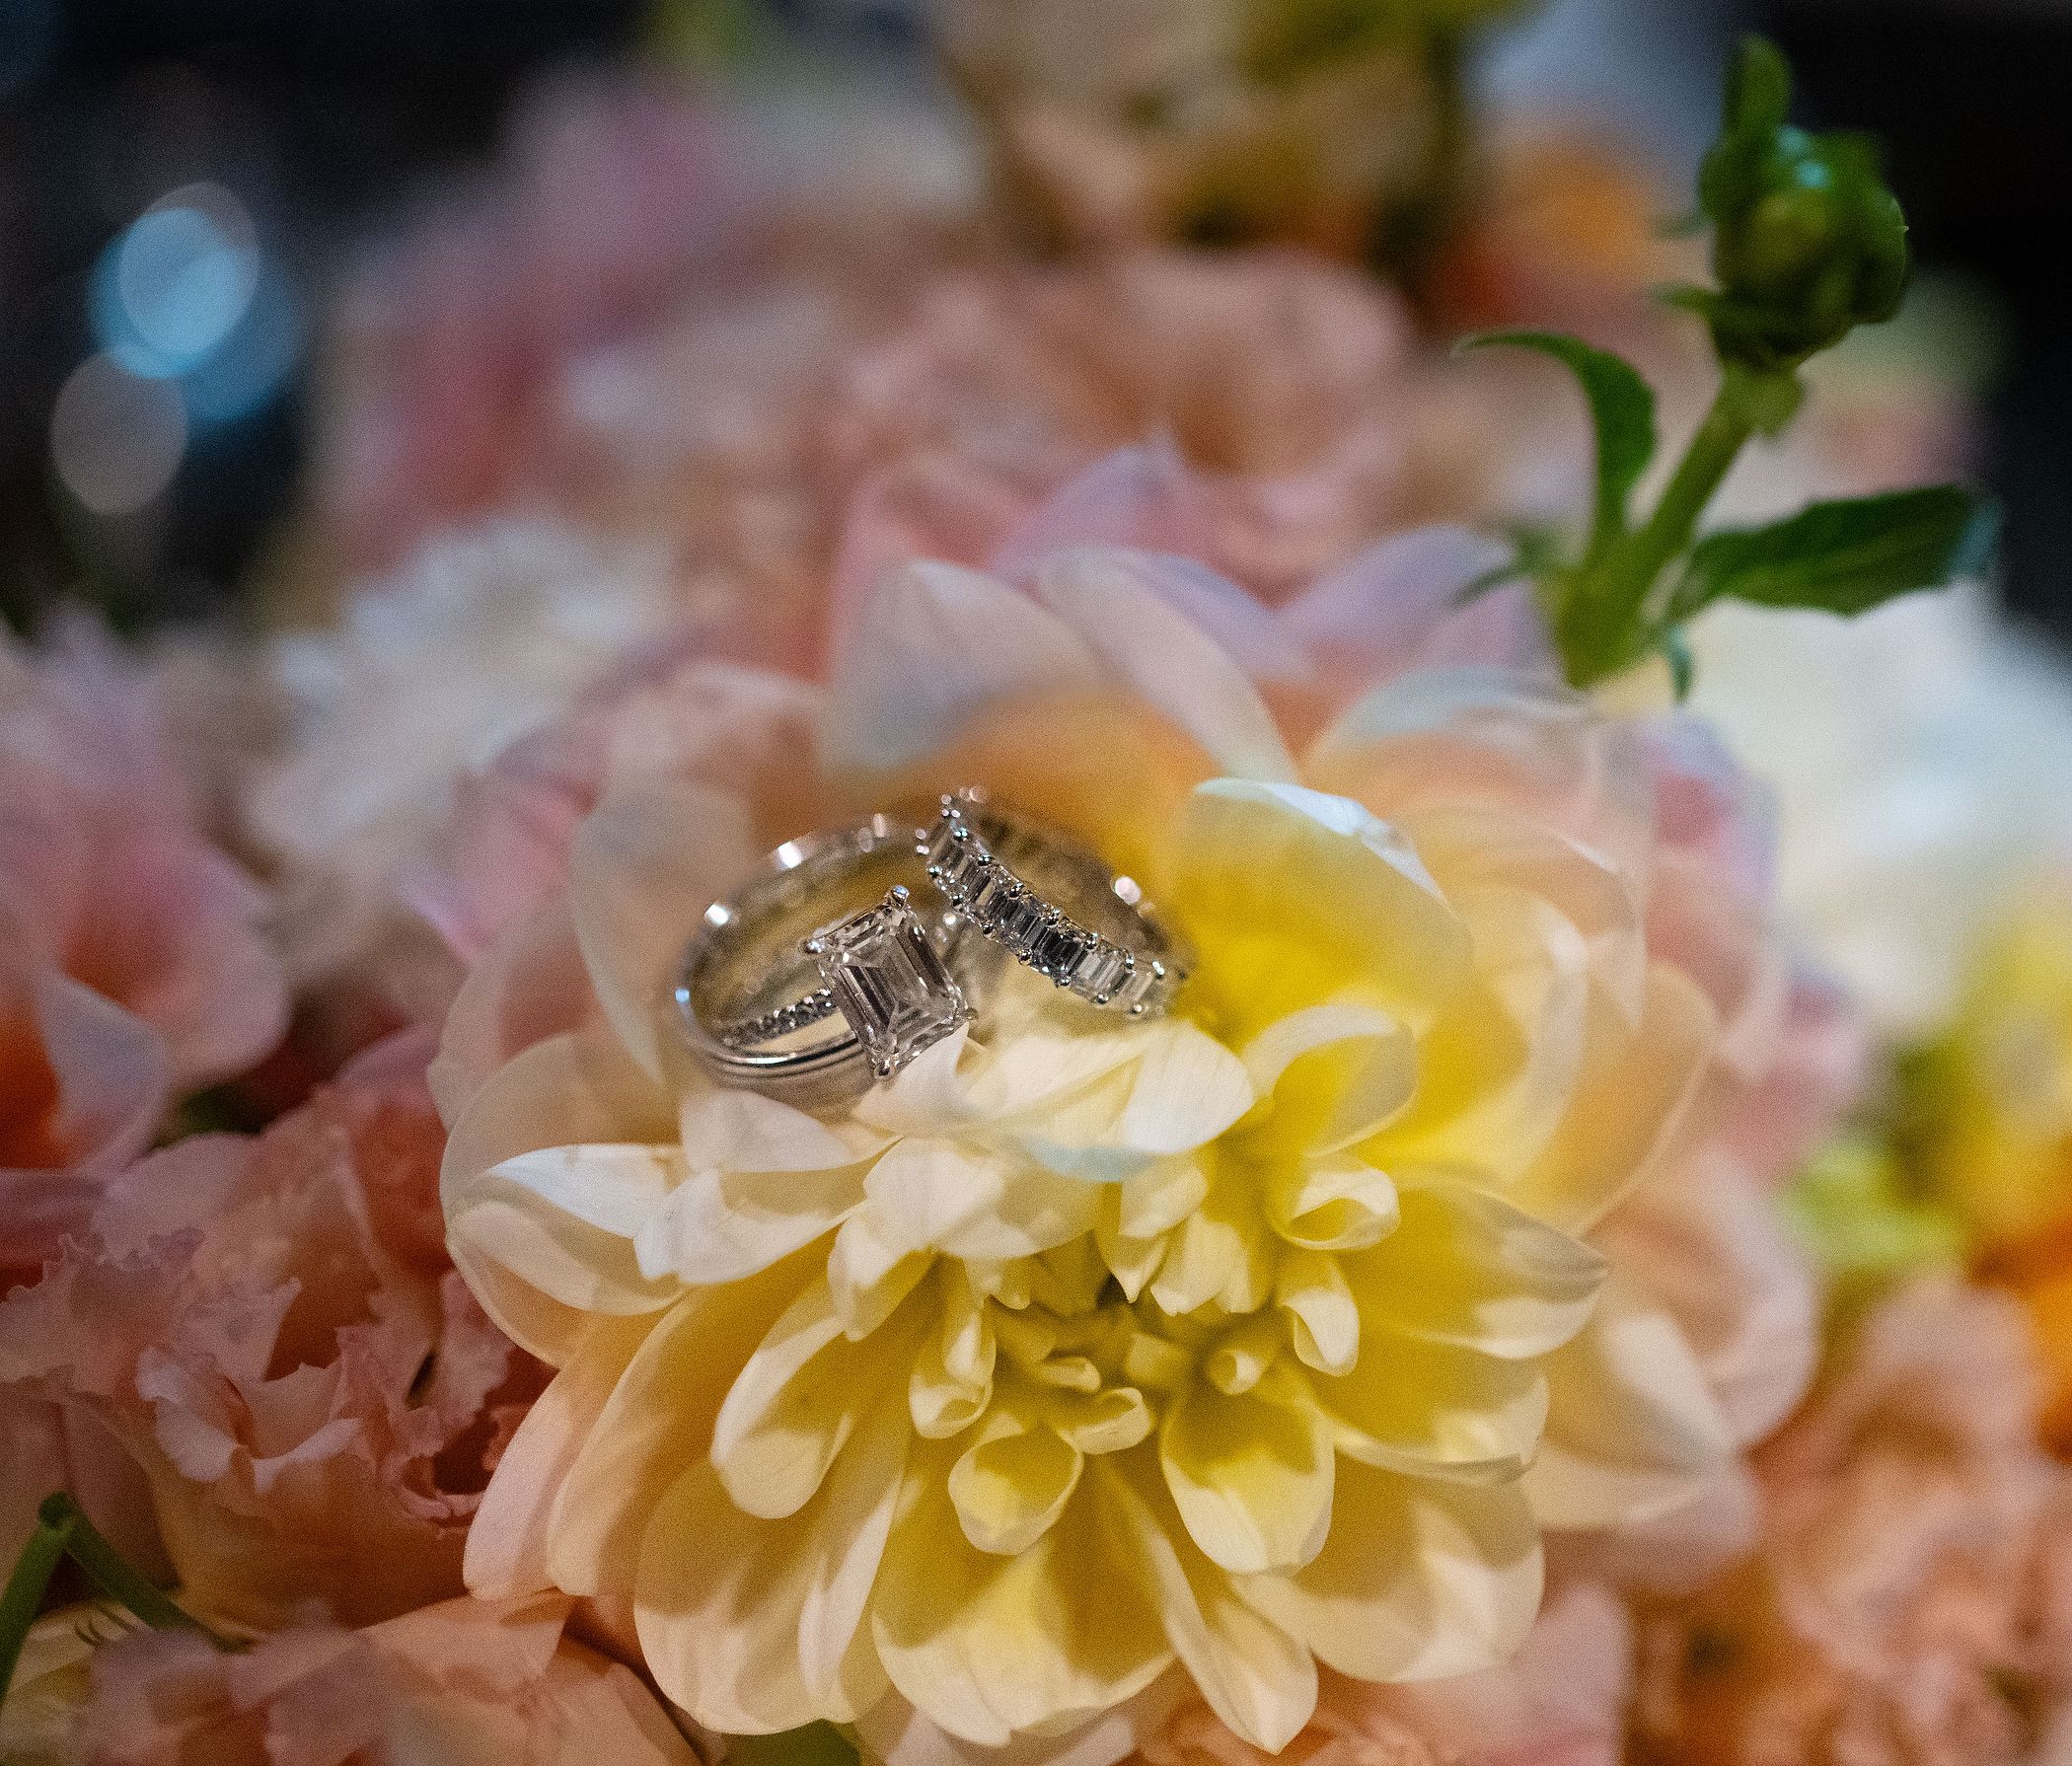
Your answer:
(437, 472), (1823, 1763)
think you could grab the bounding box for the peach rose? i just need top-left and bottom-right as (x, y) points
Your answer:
(1633, 1279), (2072, 1765)
(1, 618), (286, 1282)
(0, 1032), (544, 1625)
(1, 1592), (700, 1766)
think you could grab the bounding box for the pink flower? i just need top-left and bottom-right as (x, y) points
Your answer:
(57, 1592), (699, 1766)
(1, 619), (286, 1280)
(0, 1033), (545, 1626)
(1633, 1279), (2072, 1766)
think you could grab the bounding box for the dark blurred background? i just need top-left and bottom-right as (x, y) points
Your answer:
(3, 0), (2067, 639)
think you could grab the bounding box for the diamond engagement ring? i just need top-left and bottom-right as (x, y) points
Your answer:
(918, 791), (1188, 1017)
(674, 815), (972, 1107)
(674, 794), (1188, 1107)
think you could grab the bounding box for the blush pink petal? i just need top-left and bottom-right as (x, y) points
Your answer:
(0, 944), (168, 1281)
(73, 1591), (700, 1766)
(1283, 528), (1553, 713)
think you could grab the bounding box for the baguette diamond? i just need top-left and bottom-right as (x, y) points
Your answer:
(918, 792), (1187, 1016)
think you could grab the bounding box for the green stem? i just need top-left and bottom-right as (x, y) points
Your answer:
(37, 1496), (230, 1648)
(0, 1511), (73, 1709)
(0, 1495), (240, 1709)
(1561, 373), (1758, 685)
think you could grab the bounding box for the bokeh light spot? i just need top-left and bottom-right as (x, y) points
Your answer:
(51, 353), (188, 515)
(91, 184), (260, 379)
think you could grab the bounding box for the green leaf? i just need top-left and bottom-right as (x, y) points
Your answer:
(725, 1726), (863, 1766)
(1668, 485), (2000, 622)
(1457, 331), (1657, 561)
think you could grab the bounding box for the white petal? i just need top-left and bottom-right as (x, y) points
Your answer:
(569, 781), (761, 1081)
(820, 560), (1102, 776)
(1028, 550), (1296, 783)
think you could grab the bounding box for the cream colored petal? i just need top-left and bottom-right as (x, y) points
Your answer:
(680, 1087), (891, 1177)
(1265, 1153), (1400, 1252)
(1593, 1145), (1817, 1448)
(464, 1314), (655, 1597)
(949, 1418), (1084, 1555)
(1147, 1172), (1274, 1316)
(1241, 1004), (1415, 1158)
(441, 1030), (673, 1366)
(862, 1019), (1251, 1183)
(1276, 1250), (1359, 1375)
(910, 1273), (997, 1439)
(828, 1212), (935, 1340)
(442, 1029), (672, 1214)
(487, 1142), (680, 1236)
(1508, 964), (1717, 1231)
(711, 1277), (921, 1520)
(1028, 550), (1297, 783)
(1237, 1460), (1542, 1683)
(449, 1141), (685, 1326)
(1344, 1182), (1605, 1360)
(856, 1670), (1188, 1766)
(1320, 1323), (1548, 1484)
(1171, 780), (1473, 1036)
(1159, 1368), (1334, 1576)
(864, 1139), (1103, 1264)
(636, 1392), (911, 1731)
(872, 1449), (1172, 1746)
(635, 1160), (860, 1287)
(1090, 1459), (1317, 1752)
(1407, 804), (1647, 1020)
(570, 779), (760, 1081)
(820, 559), (1104, 777)
(1523, 1275), (1737, 1531)
(1118, 1159), (1210, 1239)
(548, 1259), (819, 1595)
(1366, 887), (1591, 1186)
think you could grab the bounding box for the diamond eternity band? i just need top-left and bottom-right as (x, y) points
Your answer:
(918, 792), (1186, 1017)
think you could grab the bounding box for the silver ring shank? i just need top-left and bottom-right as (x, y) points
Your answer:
(674, 815), (921, 1107)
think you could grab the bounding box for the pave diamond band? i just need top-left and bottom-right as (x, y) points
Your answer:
(919, 791), (1187, 1017)
(675, 794), (1187, 1107)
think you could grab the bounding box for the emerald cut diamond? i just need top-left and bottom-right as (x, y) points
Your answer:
(805, 887), (970, 1078)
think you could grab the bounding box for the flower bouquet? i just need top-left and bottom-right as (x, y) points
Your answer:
(4, 17), (2068, 1766)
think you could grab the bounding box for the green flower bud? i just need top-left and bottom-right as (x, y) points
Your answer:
(1692, 37), (1910, 371)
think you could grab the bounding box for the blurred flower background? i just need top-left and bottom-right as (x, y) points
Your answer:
(0, 0), (2064, 641)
